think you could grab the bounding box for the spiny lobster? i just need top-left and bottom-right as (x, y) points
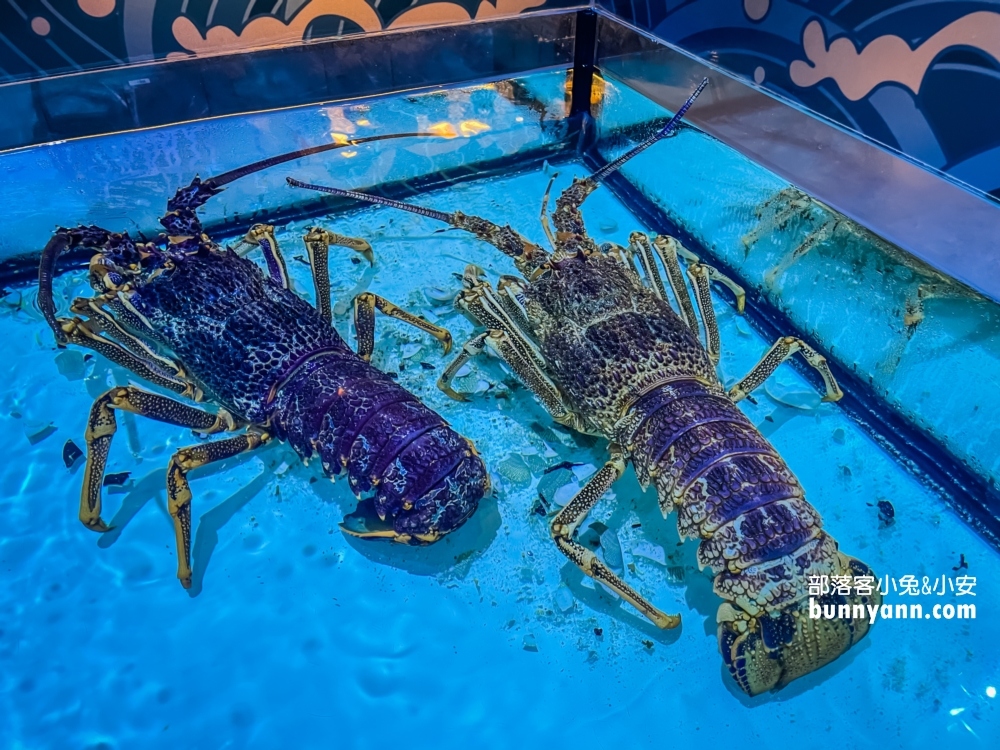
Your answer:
(287, 81), (881, 696)
(38, 133), (490, 589)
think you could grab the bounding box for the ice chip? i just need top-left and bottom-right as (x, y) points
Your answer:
(552, 482), (579, 507)
(554, 585), (575, 613)
(599, 528), (624, 572)
(424, 285), (456, 305)
(765, 380), (821, 410)
(631, 541), (666, 566)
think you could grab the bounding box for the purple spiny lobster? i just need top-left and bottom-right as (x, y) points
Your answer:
(38, 133), (489, 589)
(286, 81), (881, 696)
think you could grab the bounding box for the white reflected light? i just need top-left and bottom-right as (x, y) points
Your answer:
(987, 686), (997, 698)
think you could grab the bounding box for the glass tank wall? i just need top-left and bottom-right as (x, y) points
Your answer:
(2, 34), (999, 750)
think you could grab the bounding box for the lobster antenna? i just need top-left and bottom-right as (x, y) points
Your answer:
(286, 177), (455, 223)
(210, 132), (439, 187)
(38, 232), (72, 343)
(590, 77), (709, 183)
(287, 177), (550, 269)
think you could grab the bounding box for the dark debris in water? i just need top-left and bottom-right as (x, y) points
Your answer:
(420, 362), (435, 370)
(26, 424), (56, 445)
(103, 471), (131, 487)
(62, 439), (84, 469)
(543, 460), (584, 475)
(579, 521), (607, 550)
(952, 554), (968, 571)
(869, 499), (895, 527)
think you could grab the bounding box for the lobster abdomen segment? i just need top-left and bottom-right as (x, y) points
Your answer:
(624, 380), (826, 595)
(272, 353), (488, 542)
(623, 379), (876, 695)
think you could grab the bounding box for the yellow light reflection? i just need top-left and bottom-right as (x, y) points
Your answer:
(459, 120), (490, 137)
(330, 132), (351, 145)
(356, 119), (370, 126)
(563, 71), (608, 114)
(591, 73), (606, 106)
(340, 150), (358, 158)
(428, 122), (459, 138)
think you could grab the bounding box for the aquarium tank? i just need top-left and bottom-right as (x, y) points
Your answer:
(1, 4), (998, 749)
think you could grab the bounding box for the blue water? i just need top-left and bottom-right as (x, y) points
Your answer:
(2, 74), (999, 748)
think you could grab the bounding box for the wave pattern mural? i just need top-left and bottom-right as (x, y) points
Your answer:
(598, 0), (1000, 198)
(0, 0), (574, 81)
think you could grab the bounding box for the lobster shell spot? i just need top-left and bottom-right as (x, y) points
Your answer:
(759, 610), (796, 651)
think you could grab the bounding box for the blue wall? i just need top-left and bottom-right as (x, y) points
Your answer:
(598, 0), (1000, 198)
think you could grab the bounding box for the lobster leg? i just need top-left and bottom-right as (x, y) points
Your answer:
(496, 275), (533, 335)
(167, 430), (269, 588)
(303, 227), (375, 322)
(728, 336), (843, 403)
(628, 233), (670, 303)
(242, 224), (290, 289)
(437, 332), (489, 402)
(685, 257), (746, 364)
(704, 264), (746, 313)
(457, 267), (544, 370)
(651, 236), (698, 329)
(481, 330), (592, 433)
(59, 317), (200, 399)
(80, 387), (238, 534)
(652, 235), (745, 320)
(439, 327), (588, 432)
(550, 445), (680, 629)
(540, 172), (560, 250)
(686, 263), (722, 365)
(70, 297), (186, 377)
(353, 292), (453, 362)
